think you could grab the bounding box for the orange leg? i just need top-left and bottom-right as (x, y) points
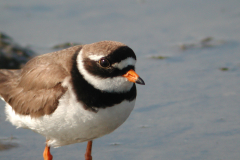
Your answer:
(43, 143), (53, 160)
(85, 141), (93, 160)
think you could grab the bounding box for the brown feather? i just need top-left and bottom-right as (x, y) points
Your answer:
(0, 45), (82, 118)
(82, 41), (126, 57)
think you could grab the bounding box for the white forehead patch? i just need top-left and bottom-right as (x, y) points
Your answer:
(77, 50), (134, 92)
(88, 55), (104, 61)
(112, 57), (136, 70)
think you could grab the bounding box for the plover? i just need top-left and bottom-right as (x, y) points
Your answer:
(0, 41), (145, 160)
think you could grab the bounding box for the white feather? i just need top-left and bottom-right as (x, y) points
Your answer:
(0, 96), (4, 101)
(5, 79), (135, 147)
(88, 55), (104, 61)
(112, 57), (136, 70)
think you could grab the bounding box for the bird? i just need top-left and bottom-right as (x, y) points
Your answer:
(0, 40), (145, 160)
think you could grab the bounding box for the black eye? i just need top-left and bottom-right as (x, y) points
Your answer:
(99, 58), (110, 68)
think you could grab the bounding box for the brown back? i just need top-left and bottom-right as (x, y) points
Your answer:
(0, 45), (82, 117)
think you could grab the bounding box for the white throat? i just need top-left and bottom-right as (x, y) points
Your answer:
(77, 50), (134, 92)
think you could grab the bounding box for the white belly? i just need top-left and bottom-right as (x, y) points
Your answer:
(5, 89), (135, 147)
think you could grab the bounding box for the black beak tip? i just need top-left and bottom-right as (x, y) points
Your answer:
(136, 77), (145, 85)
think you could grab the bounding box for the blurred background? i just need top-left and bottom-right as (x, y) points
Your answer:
(1, 0), (240, 159)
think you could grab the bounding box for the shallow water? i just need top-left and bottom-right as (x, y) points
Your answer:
(1, 0), (240, 160)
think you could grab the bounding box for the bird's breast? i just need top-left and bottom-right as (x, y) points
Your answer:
(5, 89), (136, 147)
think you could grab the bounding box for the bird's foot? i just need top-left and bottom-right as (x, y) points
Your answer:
(43, 144), (53, 160)
(85, 141), (93, 160)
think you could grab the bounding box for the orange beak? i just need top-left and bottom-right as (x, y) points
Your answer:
(123, 69), (145, 85)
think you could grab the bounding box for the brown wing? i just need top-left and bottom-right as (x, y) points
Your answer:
(0, 45), (82, 118)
